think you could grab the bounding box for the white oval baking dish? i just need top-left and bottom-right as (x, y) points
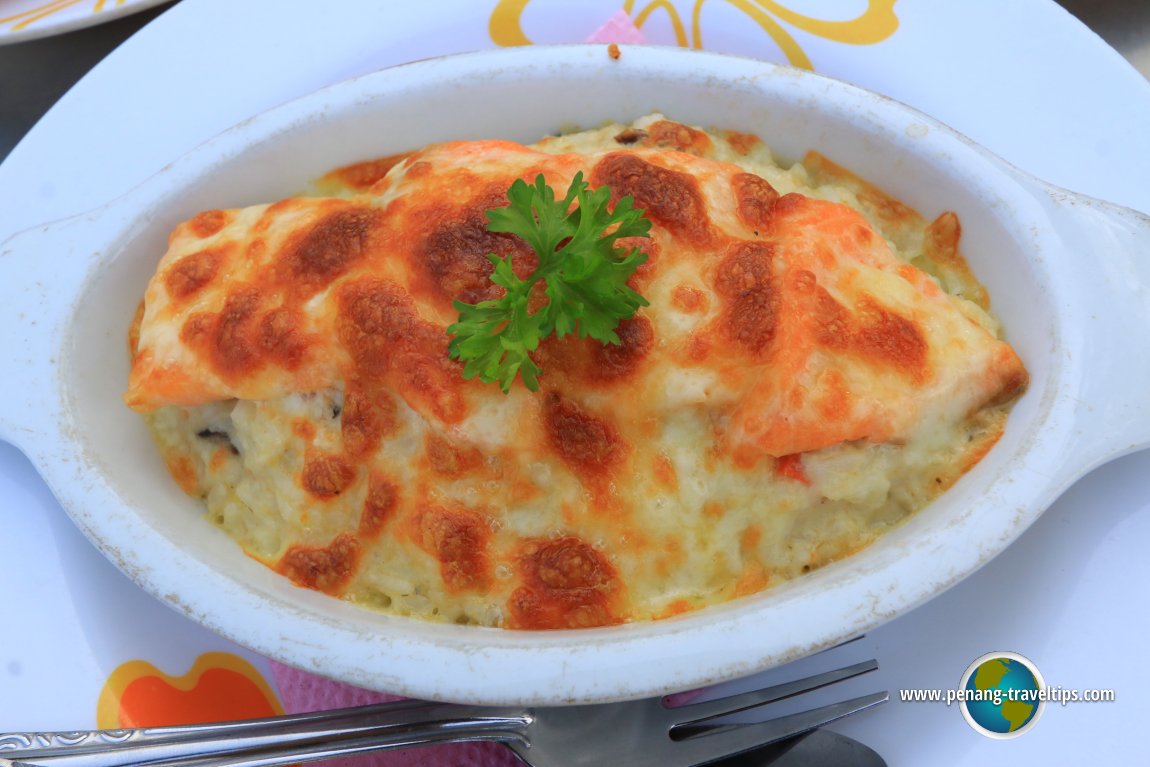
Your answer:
(0, 45), (1147, 705)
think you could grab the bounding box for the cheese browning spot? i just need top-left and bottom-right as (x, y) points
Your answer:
(211, 287), (263, 378)
(179, 312), (211, 345)
(360, 473), (399, 538)
(182, 288), (314, 382)
(543, 314), (655, 384)
(277, 533), (361, 595)
(280, 207), (382, 295)
(417, 506), (491, 592)
(417, 189), (537, 305)
(543, 393), (627, 474)
(165, 247), (224, 299)
(341, 383), (397, 458)
(507, 537), (621, 629)
(302, 453), (356, 499)
(715, 242), (774, 295)
(396, 354), (468, 424)
(592, 315), (653, 380)
(853, 298), (928, 379)
(187, 209), (231, 239)
(671, 284), (708, 313)
(645, 119), (712, 155)
(258, 306), (308, 369)
(535, 538), (612, 590)
(592, 153), (713, 246)
(715, 242), (779, 354)
(816, 289), (927, 380)
(336, 280), (423, 375)
(732, 173), (780, 232)
(725, 131), (762, 155)
(425, 433), (483, 477)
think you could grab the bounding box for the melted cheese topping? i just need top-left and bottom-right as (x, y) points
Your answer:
(129, 116), (1027, 629)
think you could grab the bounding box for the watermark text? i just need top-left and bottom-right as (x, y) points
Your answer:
(900, 686), (1114, 706)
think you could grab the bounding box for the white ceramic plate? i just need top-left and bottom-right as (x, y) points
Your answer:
(0, 0), (169, 44)
(1, 3), (1148, 763)
(2, 41), (1148, 707)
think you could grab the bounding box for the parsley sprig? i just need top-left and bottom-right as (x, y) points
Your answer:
(447, 172), (651, 392)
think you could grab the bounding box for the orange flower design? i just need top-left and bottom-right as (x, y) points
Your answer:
(97, 652), (283, 729)
(489, 0), (899, 69)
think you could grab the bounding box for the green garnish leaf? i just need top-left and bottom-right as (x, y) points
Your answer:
(447, 172), (651, 393)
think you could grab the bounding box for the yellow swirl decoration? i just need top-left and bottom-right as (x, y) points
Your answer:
(488, 0), (899, 70)
(632, 0), (689, 46)
(489, 0), (532, 46)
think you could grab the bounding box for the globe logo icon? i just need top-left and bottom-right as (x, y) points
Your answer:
(959, 652), (1045, 738)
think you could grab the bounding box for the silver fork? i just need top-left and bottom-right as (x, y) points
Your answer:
(0, 659), (886, 767)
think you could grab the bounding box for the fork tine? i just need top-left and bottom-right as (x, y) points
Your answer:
(668, 691), (888, 767)
(670, 659), (879, 727)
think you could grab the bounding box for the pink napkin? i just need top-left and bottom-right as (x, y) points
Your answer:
(269, 662), (520, 767)
(267, 15), (647, 766)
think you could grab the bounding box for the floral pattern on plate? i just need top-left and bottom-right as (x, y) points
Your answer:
(489, 0), (899, 68)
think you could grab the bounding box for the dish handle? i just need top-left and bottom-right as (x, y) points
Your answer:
(1040, 187), (1150, 474)
(0, 213), (101, 452)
